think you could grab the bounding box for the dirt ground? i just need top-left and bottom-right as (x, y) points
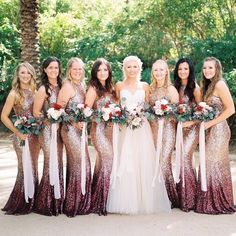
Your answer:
(1, 131), (236, 236)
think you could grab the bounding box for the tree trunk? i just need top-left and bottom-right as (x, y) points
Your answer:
(20, 0), (40, 77)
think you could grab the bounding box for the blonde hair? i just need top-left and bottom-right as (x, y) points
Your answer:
(12, 62), (37, 105)
(122, 55), (143, 80)
(65, 57), (85, 88)
(150, 59), (171, 92)
(201, 57), (223, 100)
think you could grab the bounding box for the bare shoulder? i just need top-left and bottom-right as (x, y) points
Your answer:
(87, 85), (97, 95)
(167, 84), (177, 93)
(115, 81), (124, 90)
(215, 80), (228, 90)
(62, 80), (73, 89)
(141, 81), (149, 90)
(8, 89), (17, 99)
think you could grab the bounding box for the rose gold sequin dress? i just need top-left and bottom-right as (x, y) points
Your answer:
(149, 87), (179, 208)
(195, 96), (235, 214)
(2, 89), (40, 215)
(90, 93), (115, 215)
(61, 83), (91, 217)
(177, 86), (199, 211)
(34, 86), (64, 216)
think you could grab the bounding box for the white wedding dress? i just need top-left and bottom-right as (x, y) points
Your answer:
(107, 88), (171, 214)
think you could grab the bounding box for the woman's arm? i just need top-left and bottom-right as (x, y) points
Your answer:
(194, 84), (202, 104)
(33, 86), (47, 118)
(168, 85), (179, 104)
(205, 80), (235, 130)
(85, 86), (97, 108)
(1, 90), (27, 140)
(57, 81), (74, 108)
(143, 82), (150, 103)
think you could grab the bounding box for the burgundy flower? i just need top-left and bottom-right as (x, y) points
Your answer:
(53, 103), (62, 110)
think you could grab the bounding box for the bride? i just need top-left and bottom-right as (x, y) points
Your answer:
(107, 56), (171, 214)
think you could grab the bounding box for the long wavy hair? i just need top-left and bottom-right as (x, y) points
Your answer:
(89, 58), (114, 97)
(41, 56), (62, 97)
(122, 55), (143, 81)
(150, 59), (171, 92)
(174, 58), (196, 102)
(201, 57), (223, 100)
(12, 62), (37, 105)
(65, 57), (85, 89)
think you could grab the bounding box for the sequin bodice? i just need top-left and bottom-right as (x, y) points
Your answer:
(66, 84), (86, 111)
(13, 89), (34, 117)
(149, 87), (169, 106)
(206, 96), (224, 117)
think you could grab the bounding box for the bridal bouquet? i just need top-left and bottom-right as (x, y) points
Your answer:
(96, 103), (126, 125)
(173, 102), (193, 122)
(47, 103), (68, 123)
(124, 103), (145, 130)
(192, 102), (216, 122)
(12, 115), (44, 146)
(69, 103), (93, 123)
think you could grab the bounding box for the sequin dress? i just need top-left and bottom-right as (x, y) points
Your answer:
(195, 96), (235, 214)
(149, 87), (179, 208)
(176, 86), (199, 211)
(90, 93), (115, 215)
(2, 89), (40, 215)
(34, 85), (64, 216)
(61, 83), (91, 217)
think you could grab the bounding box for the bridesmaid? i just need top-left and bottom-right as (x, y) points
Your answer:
(85, 58), (116, 215)
(1, 62), (40, 215)
(174, 58), (201, 211)
(33, 57), (64, 216)
(149, 59), (179, 208)
(57, 57), (91, 217)
(195, 57), (235, 214)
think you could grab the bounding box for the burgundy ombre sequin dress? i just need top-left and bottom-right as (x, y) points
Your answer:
(34, 85), (64, 216)
(149, 87), (179, 208)
(90, 93), (115, 215)
(195, 96), (235, 214)
(61, 83), (91, 217)
(2, 89), (40, 215)
(177, 86), (199, 211)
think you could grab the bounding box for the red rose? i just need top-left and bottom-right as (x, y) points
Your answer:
(105, 103), (110, 108)
(115, 111), (121, 116)
(196, 105), (203, 112)
(109, 112), (112, 119)
(179, 108), (185, 114)
(53, 103), (62, 110)
(161, 104), (168, 111)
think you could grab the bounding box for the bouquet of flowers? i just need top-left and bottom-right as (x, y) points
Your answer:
(69, 103), (93, 123)
(151, 98), (173, 119)
(12, 115), (44, 146)
(173, 102), (193, 122)
(47, 103), (68, 123)
(96, 103), (126, 125)
(124, 103), (145, 130)
(192, 102), (216, 122)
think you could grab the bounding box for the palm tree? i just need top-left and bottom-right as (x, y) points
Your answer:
(20, 0), (40, 76)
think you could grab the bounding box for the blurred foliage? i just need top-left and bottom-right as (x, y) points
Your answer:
(0, 0), (235, 103)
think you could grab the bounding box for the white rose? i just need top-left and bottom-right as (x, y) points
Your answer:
(102, 113), (110, 121)
(160, 98), (168, 105)
(77, 103), (85, 109)
(132, 117), (142, 127)
(14, 119), (22, 127)
(198, 102), (207, 108)
(84, 107), (93, 117)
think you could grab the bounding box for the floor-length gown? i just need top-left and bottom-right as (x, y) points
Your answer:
(61, 83), (91, 217)
(107, 88), (171, 214)
(90, 93), (115, 215)
(177, 86), (199, 211)
(2, 89), (40, 215)
(149, 87), (179, 208)
(195, 95), (236, 214)
(34, 85), (64, 216)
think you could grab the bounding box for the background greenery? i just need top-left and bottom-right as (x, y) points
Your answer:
(0, 0), (235, 105)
